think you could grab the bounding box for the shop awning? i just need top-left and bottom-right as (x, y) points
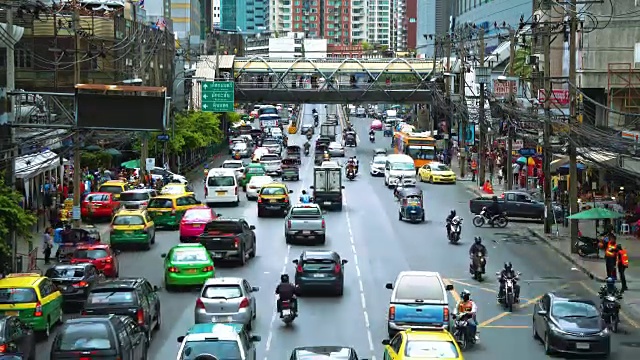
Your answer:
(577, 148), (618, 166)
(15, 150), (66, 180)
(550, 156), (570, 172)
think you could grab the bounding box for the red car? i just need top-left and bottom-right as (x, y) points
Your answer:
(71, 244), (119, 278)
(370, 119), (383, 130)
(81, 192), (120, 220)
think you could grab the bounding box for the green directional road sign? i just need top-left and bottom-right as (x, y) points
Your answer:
(201, 81), (235, 112)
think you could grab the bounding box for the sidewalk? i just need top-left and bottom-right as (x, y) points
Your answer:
(450, 156), (506, 196)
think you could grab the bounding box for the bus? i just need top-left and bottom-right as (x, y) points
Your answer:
(393, 131), (437, 168)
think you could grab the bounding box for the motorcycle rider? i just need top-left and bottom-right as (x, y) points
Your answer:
(300, 190), (312, 204)
(203, 163), (209, 178)
(598, 277), (623, 300)
(469, 237), (487, 274)
(275, 274), (298, 317)
(346, 160), (356, 178)
(454, 290), (479, 341)
(303, 141), (311, 154)
(446, 210), (457, 238)
(312, 108), (317, 114)
(487, 196), (502, 225)
(323, 151), (330, 161)
(497, 262), (521, 303)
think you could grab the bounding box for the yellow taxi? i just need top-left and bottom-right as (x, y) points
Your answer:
(382, 329), (463, 360)
(146, 193), (202, 228)
(0, 273), (63, 337)
(98, 180), (131, 200)
(418, 162), (457, 184)
(110, 209), (156, 250)
(257, 182), (292, 217)
(160, 182), (195, 196)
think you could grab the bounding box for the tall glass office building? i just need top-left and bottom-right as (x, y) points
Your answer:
(221, 0), (269, 33)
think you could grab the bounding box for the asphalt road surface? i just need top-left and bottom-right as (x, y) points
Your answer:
(35, 105), (640, 360)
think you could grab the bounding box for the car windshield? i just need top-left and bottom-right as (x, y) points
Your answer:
(45, 267), (85, 278)
(56, 322), (115, 351)
(373, 158), (386, 164)
(232, 143), (247, 150)
(87, 289), (136, 305)
(208, 176), (235, 187)
(222, 162), (243, 169)
(0, 288), (38, 304)
(432, 164), (451, 171)
(98, 185), (123, 194)
(396, 275), (445, 301)
(181, 340), (241, 360)
(162, 185), (186, 194)
(119, 192), (149, 201)
(86, 194), (110, 202)
(184, 209), (212, 220)
(202, 284), (243, 299)
(148, 199), (173, 208)
(172, 249), (209, 262)
(73, 249), (108, 259)
(261, 187), (286, 195)
(112, 215), (145, 226)
(391, 162), (415, 171)
(406, 146), (436, 160)
(404, 340), (459, 358)
(552, 301), (599, 318)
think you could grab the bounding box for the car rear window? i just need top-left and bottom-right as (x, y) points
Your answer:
(182, 340), (241, 360)
(0, 288), (38, 304)
(404, 340), (459, 358)
(247, 167), (265, 174)
(184, 209), (212, 220)
(98, 185), (123, 194)
(261, 155), (280, 161)
(396, 275), (445, 301)
(261, 187), (286, 195)
(148, 199), (174, 208)
(302, 259), (336, 271)
(87, 289), (136, 305)
(202, 284), (243, 299)
(119, 192), (149, 201)
(208, 176), (235, 187)
(45, 268), (85, 278)
(86, 194), (110, 202)
(222, 162), (243, 169)
(56, 322), (115, 351)
(203, 221), (242, 234)
(172, 249), (209, 262)
(291, 207), (322, 217)
(73, 249), (108, 259)
(112, 215), (145, 226)
(263, 140), (278, 146)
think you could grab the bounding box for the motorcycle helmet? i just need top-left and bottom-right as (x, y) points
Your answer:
(460, 289), (471, 302)
(281, 274), (290, 283)
(302, 190), (307, 195)
(474, 237), (482, 245)
(606, 277), (615, 291)
(504, 262), (513, 271)
(450, 210), (456, 217)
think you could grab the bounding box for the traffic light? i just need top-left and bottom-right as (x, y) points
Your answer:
(536, 145), (543, 155)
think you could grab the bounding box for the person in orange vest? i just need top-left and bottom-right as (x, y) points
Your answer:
(470, 159), (478, 182)
(617, 244), (629, 292)
(604, 235), (618, 280)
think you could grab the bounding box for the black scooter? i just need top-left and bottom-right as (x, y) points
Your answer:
(575, 236), (601, 258)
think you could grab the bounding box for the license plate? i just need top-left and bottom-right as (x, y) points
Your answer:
(270, 199), (278, 203)
(5, 311), (18, 316)
(126, 231), (133, 234)
(192, 224), (201, 228)
(187, 269), (197, 273)
(282, 309), (292, 316)
(576, 343), (589, 350)
(302, 231), (311, 235)
(214, 253), (224, 258)
(323, 202), (331, 205)
(312, 273), (325, 278)
(216, 191), (226, 195)
(212, 315), (233, 323)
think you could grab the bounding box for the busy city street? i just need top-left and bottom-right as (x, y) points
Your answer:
(32, 104), (640, 360)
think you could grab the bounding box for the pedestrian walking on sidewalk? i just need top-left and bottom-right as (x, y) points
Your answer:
(604, 235), (618, 280)
(617, 244), (629, 292)
(497, 165), (504, 185)
(43, 227), (54, 265)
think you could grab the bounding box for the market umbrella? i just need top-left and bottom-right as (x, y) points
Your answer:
(84, 145), (101, 151)
(516, 156), (536, 166)
(567, 207), (623, 220)
(104, 148), (122, 156)
(391, 105), (402, 109)
(120, 159), (140, 169)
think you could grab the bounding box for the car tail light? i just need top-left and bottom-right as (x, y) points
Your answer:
(79, 358), (91, 360)
(136, 308), (144, 325)
(334, 264), (341, 274)
(196, 298), (205, 309)
(202, 266), (214, 272)
(235, 186), (238, 195)
(233, 237), (240, 248)
(257, 197), (263, 203)
(296, 264), (303, 273)
(239, 298), (250, 308)
(205, 187), (208, 197)
(249, 185), (256, 189)
(73, 281), (89, 288)
(81, 310), (87, 315)
(141, 201), (148, 206)
(287, 220), (292, 228)
(0, 344), (6, 353)
(171, 209), (176, 216)
(284, 196), (289, 203)
(34, 302), (43, 317)
(104, 258), (112, 264)
(321, 219), (326, 228)
(444, 307), (449, 322)
(168, 267), (179, 273)
(388, 306), (396, 320)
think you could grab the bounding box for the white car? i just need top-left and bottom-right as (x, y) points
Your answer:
(370, 155), (387, 176)
(328, 142), (345, 157)
(221, 159), (245, 180)
(147, 167), (187, 184)
(246, 176), (275, 200)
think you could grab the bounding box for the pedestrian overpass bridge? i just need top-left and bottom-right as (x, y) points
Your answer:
(230, 56), (443, 103)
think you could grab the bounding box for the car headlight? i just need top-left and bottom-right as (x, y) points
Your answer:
(597, 328), (609, 337)
(549, 323), (569, 335)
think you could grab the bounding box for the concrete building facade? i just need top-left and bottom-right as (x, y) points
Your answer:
(366, 0), (391, 46)
(171, 0), (202, 45)
(212, 0), (220, 29)
(244, 32), (327, 58)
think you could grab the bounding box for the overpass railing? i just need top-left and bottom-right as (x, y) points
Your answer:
(234, 82), (432, 91)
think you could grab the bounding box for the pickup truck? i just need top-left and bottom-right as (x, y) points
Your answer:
(260, 154), (282, 175)
(262, 138), (282, 154)
(468, 191), (549, 220)
(197, 218), (257, 266)
(284, 204), (326, 245)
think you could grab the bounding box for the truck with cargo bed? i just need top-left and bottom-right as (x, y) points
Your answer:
(197, 219), (257, 266)
(284, 204), (326, 244)
(320, 123), (337, 141)
(310, 165), (344, 211)
(468, 191), (563, 220)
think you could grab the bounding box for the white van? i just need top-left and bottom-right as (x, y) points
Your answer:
(205, 168), (240, 206)
(356, 107), (366, 117)
(384, 154), (416, 188)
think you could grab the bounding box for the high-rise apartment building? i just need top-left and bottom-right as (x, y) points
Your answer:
(351, 0), (366, 43)
(392, 0), (416, 53)
(212, 0), (220, 29)
(220, 0), (269, 33)
(270, 0), (293, 34)
(171, 0), (202, 46)
(366, 0), (391, 46)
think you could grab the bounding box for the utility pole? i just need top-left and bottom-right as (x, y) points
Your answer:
(444, 34), (451, 156)
(6, 6), (18, 271)
(477, 28), (487, 184)
(506, 29), (516, 190)
(72, 0), (82, 227)
(214, 30), (220, 79)
(542, 23), (553, 234)
(568, 0), (579, 250)
(136, 11), (150, 183)
(458, 34), (467, 178)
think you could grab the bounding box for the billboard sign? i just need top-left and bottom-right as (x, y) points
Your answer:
(492, 79), (518, 98)
(537, 89), (570, 106)
(76, 94), (166, 130)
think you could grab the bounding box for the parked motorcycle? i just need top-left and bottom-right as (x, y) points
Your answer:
(576, 236), (601, 258)
(369, 134), (375, 143)
(448, 217), (462, 244)
(497, 272), (520, 312)
(452, 312), (475, 350)
(473, 207), (508, 228)
(281, 300), (297, 325)
(601, 295), (620, 332)
(470, 253), (486, 281)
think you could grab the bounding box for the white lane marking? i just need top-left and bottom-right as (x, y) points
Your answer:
(344, 192), (376, 359)
(264, 243), (291, 358)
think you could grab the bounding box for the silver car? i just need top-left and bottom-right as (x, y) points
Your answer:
(370, 155), (387, 176)
(328, 142), (345, 157)
(195, 277), (259, 329)
(222, 159), (246, 180)
(232, 142), (251, 158)
(262, 138), (282, 154)
(119, 189), (158, 209)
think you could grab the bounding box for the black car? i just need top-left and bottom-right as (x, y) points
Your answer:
(290, 346), (362, 360)
(50, 315), (148, 360)
(45, 263), (103, 306)
(532, 292), (610, 357)
(292, 251), (348, 296)
(0, 316), (35, 360)
(82, 278), (161, 343)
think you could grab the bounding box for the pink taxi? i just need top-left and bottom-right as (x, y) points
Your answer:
(370, 119), (383, 130)
(179, 207), (218, 242)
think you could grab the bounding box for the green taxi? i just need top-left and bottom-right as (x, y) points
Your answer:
(0, 273), (63, 337)
(161, 244), (215, 291)
(241, 163), (266, 191)
(110, 209), (156, 250)
(147, 194), (202, 229)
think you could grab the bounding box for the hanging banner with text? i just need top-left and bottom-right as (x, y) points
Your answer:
(491, 78), (519, 99)
(537, 89), (570, 106)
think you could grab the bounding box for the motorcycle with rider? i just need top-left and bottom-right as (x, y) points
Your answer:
(469, 237), (487, 281)
(275, 274), (298, 324)
(453, 290), (479, 349)
(497, 262), (521, 311)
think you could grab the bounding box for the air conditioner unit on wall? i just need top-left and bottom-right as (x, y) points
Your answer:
(526, 55), (539, 66)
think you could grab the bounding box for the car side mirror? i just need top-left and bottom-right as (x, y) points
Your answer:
(196, 201), (202, 205)
(385, 283), (393, 290)
(251, 286), (260, 292)
(160, 253), (167, 258)
(309, 186), (314, 189)
(341, 259), (348, 265)
(177, 335), (185, 343)
(381, 339), (390, 346)
(289, 189), (293, 193)
(496, 272), (501, 276)
(251, 335), (262, 342)
(153, 285), (160, 292)
(537, 310), (547, 317)
(249, 225), (256, 230)
(292, 259), (299, 264)
(114, 249), (122, 255)
(341, 186), (345, 189)
(445, 284), (454, 291)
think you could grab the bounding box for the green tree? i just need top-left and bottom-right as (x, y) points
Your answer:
(226, 112), (242, 125)
(0, 177), (37, 257)
(146, 111), (224, 157)
(512, 48), (533, 80)
(81, 151), (113, 169)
